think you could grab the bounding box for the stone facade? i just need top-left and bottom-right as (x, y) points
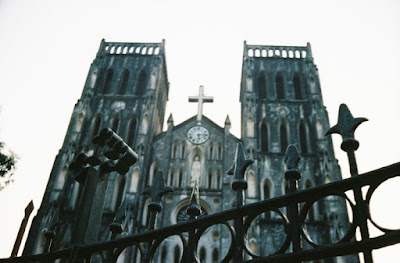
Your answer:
(23, 40), (358, 263)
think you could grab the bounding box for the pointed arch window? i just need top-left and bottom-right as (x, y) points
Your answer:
(258, 73), (267, 99)
(130, 168), (139, 193)
(212, 249), (219, 263)
(208, 169), (213, 189)
(75, 113), (84, 132)
(261, 122), (269, 152)
(103, 69), (114, 94)
(247, 172), (256, 197)
(127, 117), (137, 147)
(178, 168), (183, 188)
(199, 247), (206, 262)
(92, 115), (102, 138)
(181, 141), (186, 159)
(280, 123), (288, 153)
(293, 73), (302, 99)
(160, 245), (167, 262)
(247, 117), (254, 137)
(174, 246), (181, 263)
(209, 142), (214, 160)
(216, 170), (222, 190)
(217, 143), (222, 160)
(172, 142), (178, 159)
(299, 122), (309, 154)
(276, 73), (285, 99)
(136, 70), (147, 96)
(115, 175), (125, 211)
(110, 116), (119, 132)
(119, 69), (130, 94)
(168, 168), (175, 187)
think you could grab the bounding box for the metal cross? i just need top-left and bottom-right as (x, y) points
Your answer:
(188, 85), (214, 123)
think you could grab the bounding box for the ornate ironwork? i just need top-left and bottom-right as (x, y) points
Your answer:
(2, 105), (400, 263)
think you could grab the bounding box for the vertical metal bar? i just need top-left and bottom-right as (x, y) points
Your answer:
(326, 104), (372, 262)
(229, 143), (253, 262)
(11, 201), (34, 257)
(284, 145), (302, 263)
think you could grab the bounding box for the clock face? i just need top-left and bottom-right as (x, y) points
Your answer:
(187, 126), (210, 144)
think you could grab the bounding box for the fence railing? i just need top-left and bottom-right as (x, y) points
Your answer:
(2, 104), (400, 263)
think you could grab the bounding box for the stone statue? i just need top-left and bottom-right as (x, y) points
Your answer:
(190, 156), (201, 186)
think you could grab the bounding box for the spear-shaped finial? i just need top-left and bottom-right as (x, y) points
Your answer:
(143, 171), (174, 207)
(326, 104), (367, 176)
(228, 142), (254, 191)
(284, 145), (301, 181)
(326, 104), (368, 152)
(186, 180), (201, 218)
(109, 200), (127, 239)
(142, 171), (173, 230)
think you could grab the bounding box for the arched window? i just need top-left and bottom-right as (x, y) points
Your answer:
(174, 245), (181, 263)
(168, 169), (175, 187)
(209, 142), (213, 160)
(110, 116), (119, 132)
(115, 175), (125, 211)
(141, 115), (149, 134)
(316, 120), (324, 139)
(247, 117), (254, 137)
(293, 73), (302, 99)
(142, 198), (151, 226)
(178, 169), (183, 188)
(75, 113), (84, 132)
(160, 245), (167, 262)
(148, 162), (158, 186)
(276, 73), (285, 99)
(208, 169), (213, 189)
(136, 70), (147, 96)
(119, 69), (130, 94)
(217, 143), (222, 160)
(305, 180), (315, 221)
(199, 247), (206, 262)
(261, 122), (268, 152)
(216, 170), (221, 190)
(130, 168), (139, 193)
(299, 122), (309, 154)
(172, 142), (178, 159)
(55, 166), (68, 190)
(126, 117), (137, 147)
(280, 123), (288, 153)
(92, 115), (101, 138)
(247, 172), (256, 197)
(103, 69), (113, 94)
(212, 249), (219, 263)
(258, 73), (267, 99)
(181, 141), (186, 159)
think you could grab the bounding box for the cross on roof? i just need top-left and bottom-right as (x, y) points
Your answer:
(188, 85), (214, 123)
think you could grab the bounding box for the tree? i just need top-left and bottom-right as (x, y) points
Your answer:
(0, 141), (17, 190)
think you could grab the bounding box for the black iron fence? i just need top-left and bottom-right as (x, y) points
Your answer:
(2, 104), (400, 263)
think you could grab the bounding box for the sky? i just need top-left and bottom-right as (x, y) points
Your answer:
(0, 0), (399, 261)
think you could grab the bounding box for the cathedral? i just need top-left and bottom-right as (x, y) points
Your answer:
(23, 40), (357, 262)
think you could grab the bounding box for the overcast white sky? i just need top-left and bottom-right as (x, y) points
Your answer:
(0, 0), (399, 261)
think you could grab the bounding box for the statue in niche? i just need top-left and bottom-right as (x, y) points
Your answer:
(190, 155), (201, 187)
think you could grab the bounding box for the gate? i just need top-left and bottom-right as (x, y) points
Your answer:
(1, 104), (400, 263)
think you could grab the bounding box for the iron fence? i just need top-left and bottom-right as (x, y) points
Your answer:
(2, 104), (400, 263)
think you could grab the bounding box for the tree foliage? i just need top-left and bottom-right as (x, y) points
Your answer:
(0, 141), (17, 190)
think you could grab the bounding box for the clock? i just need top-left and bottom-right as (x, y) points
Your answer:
(187, 126), (210, 145)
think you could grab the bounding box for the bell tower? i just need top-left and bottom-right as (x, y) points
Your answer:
(24, 39), (169, 254)
(240, 42), (351, 258)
